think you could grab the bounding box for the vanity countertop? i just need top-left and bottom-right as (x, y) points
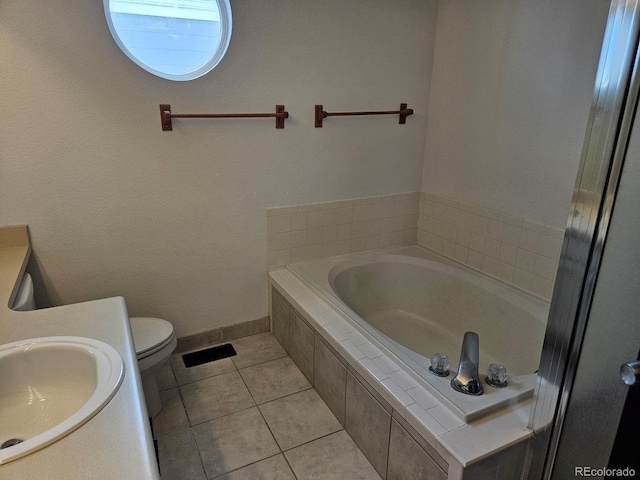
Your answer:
(0, 226), (159, 479)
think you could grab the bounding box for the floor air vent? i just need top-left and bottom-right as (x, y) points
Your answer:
(182, 344), (237, 368)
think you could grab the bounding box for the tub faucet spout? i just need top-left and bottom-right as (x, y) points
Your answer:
(451, 332), (483, 395)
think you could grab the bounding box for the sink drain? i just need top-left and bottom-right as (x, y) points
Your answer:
(1, 439), (24, 449)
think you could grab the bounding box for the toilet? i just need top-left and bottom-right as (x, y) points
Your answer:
(129, 316), (177, 417)
(13, 273), (177, 418)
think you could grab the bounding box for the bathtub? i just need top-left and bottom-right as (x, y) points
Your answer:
(288, 245), (549, 420)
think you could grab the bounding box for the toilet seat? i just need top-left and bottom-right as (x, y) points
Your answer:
(130, 316), (175, 360)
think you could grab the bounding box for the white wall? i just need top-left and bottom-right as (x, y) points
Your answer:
(0, 1), (438, 336)
(422, 0), (610, 228)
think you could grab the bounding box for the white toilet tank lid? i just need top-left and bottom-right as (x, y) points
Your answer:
(129, 317), (175, 356)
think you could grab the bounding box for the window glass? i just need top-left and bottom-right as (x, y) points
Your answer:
(104, 0), (232, 81)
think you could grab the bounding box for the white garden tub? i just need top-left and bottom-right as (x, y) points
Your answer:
(288, 245), (549, 420)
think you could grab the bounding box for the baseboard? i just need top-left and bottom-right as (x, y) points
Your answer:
(175, 316), (270, 353)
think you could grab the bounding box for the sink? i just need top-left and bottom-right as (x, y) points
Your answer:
(0, 336), (124, 464)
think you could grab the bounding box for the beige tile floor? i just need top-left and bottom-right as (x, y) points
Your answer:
(154, 332), (382, 480)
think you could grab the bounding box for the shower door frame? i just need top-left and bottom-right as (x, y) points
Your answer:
(527, 0), (640, 477)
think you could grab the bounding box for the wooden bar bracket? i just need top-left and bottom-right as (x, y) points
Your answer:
(160, 104), (289, 131)
(160, 104), (173, 131)
(315, 105), (328, 128)
(314, 103), (414, 128)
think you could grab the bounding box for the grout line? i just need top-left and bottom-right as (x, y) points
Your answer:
(385, 415), (394, 479)
(236, 359), (262, 411)
(188, 426), (209, 479)
(253, 384), (315, 406)
(174, 366), (191, 425)
(234, 351), (289, 371)
(170, 361), (237, 388)
(208, 453), (286, 480)
(282, 452), (301, 480)
(254, 390), (286, 452)
(185, 404), (258, 430)
(280, 428), (346, 454)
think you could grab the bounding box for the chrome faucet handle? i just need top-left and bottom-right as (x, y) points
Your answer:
(429, 353), (450, 377)
(486, 363), (508, 388)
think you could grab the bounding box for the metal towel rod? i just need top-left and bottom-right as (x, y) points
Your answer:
(315, 103), (413, 128)
(160, 104), (289, 130)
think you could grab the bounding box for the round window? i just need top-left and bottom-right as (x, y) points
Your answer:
(104, 0), (232, 81)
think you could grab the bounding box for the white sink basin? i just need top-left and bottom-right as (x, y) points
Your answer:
(0, 336), (124, 464)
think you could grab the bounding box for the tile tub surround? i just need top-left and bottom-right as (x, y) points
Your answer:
(417, 192), (565, 300)
(267, 192), (421, 271)
(269, 271), (533, 480)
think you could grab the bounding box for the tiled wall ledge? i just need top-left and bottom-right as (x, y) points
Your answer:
(418, 192), (565, 300)
(267, 192), (420, 271)
(269, 269), (531, 480)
